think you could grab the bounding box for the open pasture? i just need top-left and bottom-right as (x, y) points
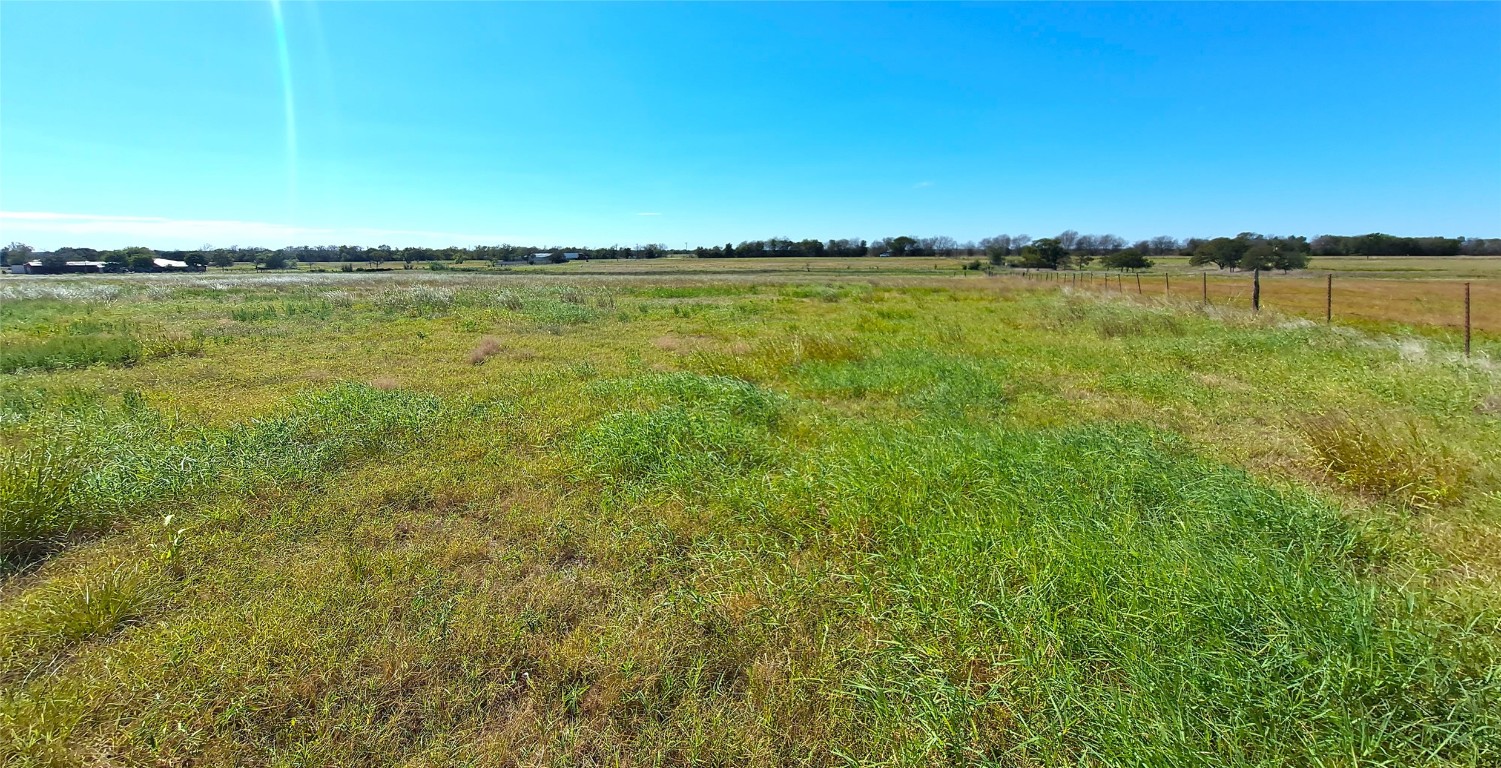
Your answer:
(1, 269), (1499, 766)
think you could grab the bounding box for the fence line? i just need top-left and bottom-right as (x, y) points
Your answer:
(1013, 267), (1486, 356)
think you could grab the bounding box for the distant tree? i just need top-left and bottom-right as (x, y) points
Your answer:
(797, 238), (826, 258)
(888, 236), (918, 256)
(40, 252), (70, 270)
(981, 235), (1013, 265)
(1102, 249), (1153, 270)
(256, 251), (289, 270)
(723, 242), (735, 257)
(2, 242), (34, 266)
(1461, 238), (1501, 255)
(103, 246), (155, 272)
(1240, 243), (1277, 272)
(1273, 248), (1310, 272)
(184, 253), (207, 269)
(1148, 236), (1181, 255)
(927, 235), (959, 257)
(1055, 230), (1080, 252)
(547, 252), (567, 264)
(207, 252), (234, 268)
(1189, 237), (1247, 270)
(1017, 238), (1068, 269)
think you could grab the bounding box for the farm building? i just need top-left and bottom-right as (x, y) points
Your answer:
(152, 257), (197, 271)
(527, 252), (581, 265)
(9, 258), (108, 274)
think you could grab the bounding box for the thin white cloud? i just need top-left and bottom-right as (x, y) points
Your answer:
(0, 210), (520, 248)
(635, 212), (662, 216)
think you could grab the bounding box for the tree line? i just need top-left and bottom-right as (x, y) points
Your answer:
(5, 231), (1499, 272)
(0, 242), (674, 270)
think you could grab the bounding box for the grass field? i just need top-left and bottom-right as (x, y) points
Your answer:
(254, 254), (1501, 342)
(1, 266), (1498, 765)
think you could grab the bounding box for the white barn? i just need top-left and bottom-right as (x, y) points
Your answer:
(527, 252), (581, 265)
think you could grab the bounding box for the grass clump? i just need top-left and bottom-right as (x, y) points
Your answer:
(3, 383), (457, 568)
(577, 373), (783, 490)
(0, 564), (158, 650)
(467, 336), (504, 365)
(1301, 408), (1476, 508)
(797, 348), (1007, 419)
(0, 443), (90, 565)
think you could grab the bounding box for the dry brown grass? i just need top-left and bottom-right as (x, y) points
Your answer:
(467, 337), (504, 365)
(1084, 272), (1501, 336)
(369, 376), (401, 391)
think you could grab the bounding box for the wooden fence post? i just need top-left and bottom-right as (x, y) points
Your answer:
(1165, 273), (1170, 296)
(1252, 268), (1261, 312)
(1136, 273), (1142, 295)
(1202, 273), (1208, 305)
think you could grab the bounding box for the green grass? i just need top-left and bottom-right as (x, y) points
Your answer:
(0, 335), (142, 374)
(0, 270), (1497, 765)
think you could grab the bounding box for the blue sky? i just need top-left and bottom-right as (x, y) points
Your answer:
(2, 1), (1498, 249)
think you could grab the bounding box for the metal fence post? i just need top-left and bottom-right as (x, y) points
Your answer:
(1465, 282), (1472, 358)
(1326, 273), (1333, 324)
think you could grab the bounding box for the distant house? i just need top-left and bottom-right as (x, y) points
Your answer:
(527, 252), (581, 265)
(9, 257), (108, 274)
(152, 257), (196, 271)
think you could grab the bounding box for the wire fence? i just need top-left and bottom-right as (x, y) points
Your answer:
(1013, 268), (1492, 356)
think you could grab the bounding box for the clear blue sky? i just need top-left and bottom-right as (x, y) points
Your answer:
(2, 1), (1498, 250)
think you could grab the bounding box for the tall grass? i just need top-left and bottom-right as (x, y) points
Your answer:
(784, 424), (1498, 763)
(0, 443), (89, 564)
(0, 335), (142, 374)
(0, 383), (458, 568)
(1301, 408), (1477, 508)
